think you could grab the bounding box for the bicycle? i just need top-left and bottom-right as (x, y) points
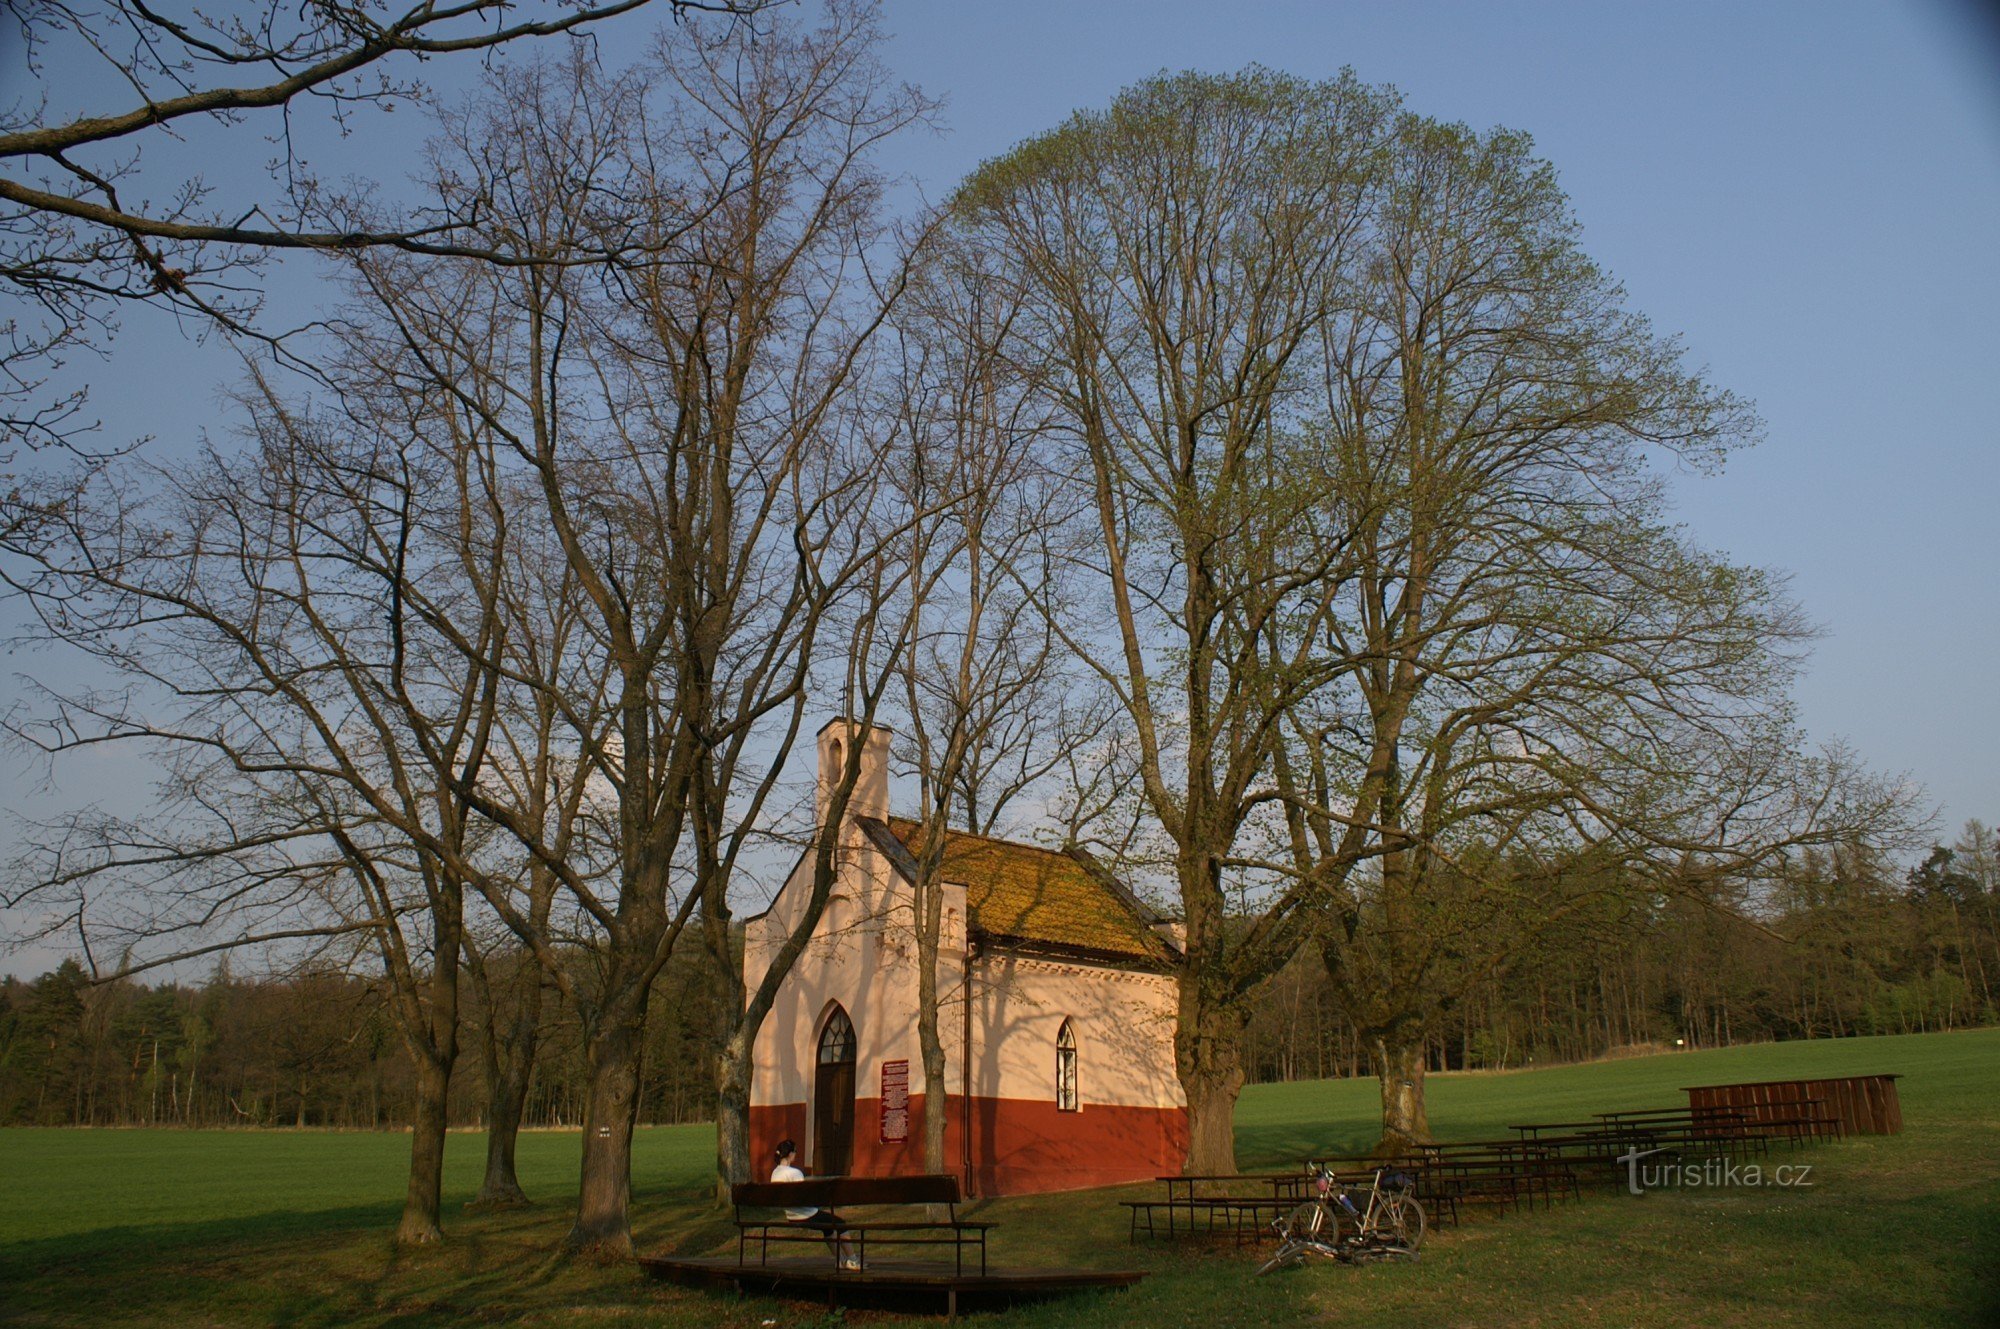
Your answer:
(1253, 1163), (1426, 1275)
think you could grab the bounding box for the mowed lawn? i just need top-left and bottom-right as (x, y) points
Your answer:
(3, 1030), (1997, 1327)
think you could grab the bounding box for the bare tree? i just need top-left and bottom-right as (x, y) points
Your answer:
(460, 502), (611, 1208)
(0, 361), (527, 1242)
(334, 6), (934, 1254)
(631, 7), (942, 1203)
(0, 0), (771, 456)
(878, 252), (1092, 1179)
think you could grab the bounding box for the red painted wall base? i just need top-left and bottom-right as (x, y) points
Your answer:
(749, 1093), (1187, 1196)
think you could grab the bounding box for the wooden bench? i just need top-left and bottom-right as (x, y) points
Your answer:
(1461, 1154), (1580, 1210)
(732, 1174), (993, 1275)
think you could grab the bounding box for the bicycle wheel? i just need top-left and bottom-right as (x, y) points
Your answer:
(1382, 1193), (1426, 1253)
(1277, 1200), (1327, 1243)
(1255, 1241), (1306, 1275)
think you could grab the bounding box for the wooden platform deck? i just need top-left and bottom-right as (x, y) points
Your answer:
(639, 1254), (1147, 1318)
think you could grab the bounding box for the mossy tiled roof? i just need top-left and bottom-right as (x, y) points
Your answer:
(871, 817), (1174, 968)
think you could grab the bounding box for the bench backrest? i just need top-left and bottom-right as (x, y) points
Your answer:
(733, 1173), (962, 1210)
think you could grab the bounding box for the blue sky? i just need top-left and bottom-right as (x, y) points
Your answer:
(3, 0), (1997, 972)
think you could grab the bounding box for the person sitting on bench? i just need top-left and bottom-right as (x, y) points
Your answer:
(771, 1140), (859, 1270)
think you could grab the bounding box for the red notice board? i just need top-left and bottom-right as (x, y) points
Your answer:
(880, 1059), (910, 1143)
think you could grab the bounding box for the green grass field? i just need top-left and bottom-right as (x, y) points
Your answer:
(4, 1029), (1997, 1327)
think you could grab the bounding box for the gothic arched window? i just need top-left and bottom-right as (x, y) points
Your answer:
(1056, 1018), (1079, 1112)
(818, 1006), (856, 1066)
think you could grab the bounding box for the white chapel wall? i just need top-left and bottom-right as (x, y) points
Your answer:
(968, 956), (1183, 1110)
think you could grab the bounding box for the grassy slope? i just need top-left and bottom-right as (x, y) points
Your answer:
(2, 1029), (1996, 1327)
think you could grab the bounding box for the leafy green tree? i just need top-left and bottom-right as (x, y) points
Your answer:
(952, 67), (1398, 1171)
(1259, 109), (1917, 1150)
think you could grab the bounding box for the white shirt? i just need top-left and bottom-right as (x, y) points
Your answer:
(771, 1161), (816, 1221)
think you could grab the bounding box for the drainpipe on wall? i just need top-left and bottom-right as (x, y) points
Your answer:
(961, 935), (977, 1198)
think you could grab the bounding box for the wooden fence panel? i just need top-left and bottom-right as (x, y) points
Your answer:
(1683, 1074), (1902, 1135)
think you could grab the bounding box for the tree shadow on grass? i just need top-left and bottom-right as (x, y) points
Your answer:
(649, 1206), (739, 1258)
(0, 1202), (404, 1280)
(0, 1180), (732, 1329)
(1964, 1190), (2000, 1327)
(1235, 1120), (1379, 1169)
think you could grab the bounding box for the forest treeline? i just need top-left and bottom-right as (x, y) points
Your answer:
(1244, 831), (2000, 1081)
(9, 827), (1993, 1129)
(0, 945), (725, 1130)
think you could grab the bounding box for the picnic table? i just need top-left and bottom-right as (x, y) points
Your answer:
(1288, 1146), (1577, 1220)
(1593, 1098), (1835, 1143)
(1594, 1105), (1746, 1121)
(1121, 1173), (1307, 1243)
(1506, 1119), (1782, 1175)
(1509, 1119), (1663, 1141)
(1512, 1115), (1760, 1146)
(1424, 1149), (1580, 1212)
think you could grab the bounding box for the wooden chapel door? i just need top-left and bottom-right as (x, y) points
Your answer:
(813, 1005), (856, 1176)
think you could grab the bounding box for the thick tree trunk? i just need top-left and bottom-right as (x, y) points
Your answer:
(1371, 1035), (1431, 1156)
(713, 1029), (753, 1203)
(1182, 1060), (1245, 1174)
(566, 995), (646, 1260)
(1175, 994), (1247, 1174)
(473, 1053), (532, 1208)
(387, 887), (461, 1247)
(1171, 839), (1254, 1175)
(397, 1057), (451, 1245)
(704, 874), (753, 1206)
(470, 993), (543, 1209)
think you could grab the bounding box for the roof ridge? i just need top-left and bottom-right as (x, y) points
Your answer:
(882, 814), (1071, 859)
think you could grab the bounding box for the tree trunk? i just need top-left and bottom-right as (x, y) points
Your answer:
(703, 871), (754, 1206)
(1175, 993), (1247, 1174)
(917, 877), (949, 1178)
(919, 999), (950, 1178)
(1371, 1035), (1431, 1156)
(397, 1056), (451, 1245)
(566, 992), (646, 1260)
(713, 1027), (753, 1204)
(474, 1055), (533, 1208)
(470, 995), (543, 1209)
(1182, 1065), (1244, 1173)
